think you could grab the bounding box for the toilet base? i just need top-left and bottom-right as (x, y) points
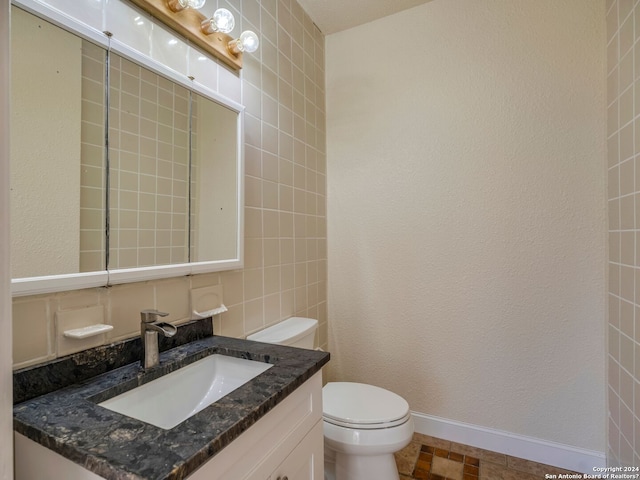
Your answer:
(325, 447), (400, 480)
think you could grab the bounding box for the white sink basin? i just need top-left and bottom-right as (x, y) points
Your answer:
(98, 354), (272, 430)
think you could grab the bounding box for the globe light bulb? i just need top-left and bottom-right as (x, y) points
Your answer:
(167, 0), (206, 12)
(228, 30), (259, 54)
(183, 0), (206, 8)
(201, 8), (235, 35)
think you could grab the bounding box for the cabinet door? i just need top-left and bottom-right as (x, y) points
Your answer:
(271, 421), (324, 480)
(189, 373), (322, 480)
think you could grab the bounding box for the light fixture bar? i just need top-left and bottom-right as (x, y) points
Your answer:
(126, 0), (243, 70)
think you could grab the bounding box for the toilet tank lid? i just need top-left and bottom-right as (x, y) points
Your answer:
(246, 317), (318, 345)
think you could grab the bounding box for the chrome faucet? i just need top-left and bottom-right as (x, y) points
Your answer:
(140, 309), (177, 369)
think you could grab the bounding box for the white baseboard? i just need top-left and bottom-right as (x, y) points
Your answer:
(411, 411), (606, 474)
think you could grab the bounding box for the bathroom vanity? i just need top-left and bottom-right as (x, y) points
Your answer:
(13, 320), (329, 479)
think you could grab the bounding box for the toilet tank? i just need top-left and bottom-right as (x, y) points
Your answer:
(246, 317), (318, 349)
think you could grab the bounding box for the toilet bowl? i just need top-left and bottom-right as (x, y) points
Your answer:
(322, 382), (414, 480)
(247, 317), (414, 480)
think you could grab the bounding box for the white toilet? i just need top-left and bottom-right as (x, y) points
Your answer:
(246, 317), (415, 480)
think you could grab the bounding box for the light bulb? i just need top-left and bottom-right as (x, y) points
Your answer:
(183, 0), (206, 8)
(201, 8), (235, 35)
(228, 30), (259, 54)
(167, 0), (206, 12)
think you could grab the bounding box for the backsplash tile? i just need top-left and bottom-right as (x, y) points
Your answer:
(107, 283), (155, 341)
(13, 317), (214, 405)
(155, 277), (191, 322)
(12, 298), (52, 366)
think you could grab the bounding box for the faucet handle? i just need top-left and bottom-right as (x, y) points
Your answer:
(140, 309), (169, 323)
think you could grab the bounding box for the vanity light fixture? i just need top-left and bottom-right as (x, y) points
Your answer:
(127, 0), (259, 69)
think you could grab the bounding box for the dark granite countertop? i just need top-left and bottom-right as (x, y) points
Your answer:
(13, 320), (329, 480)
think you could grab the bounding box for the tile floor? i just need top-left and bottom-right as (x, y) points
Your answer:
(394, 433), (582, 480)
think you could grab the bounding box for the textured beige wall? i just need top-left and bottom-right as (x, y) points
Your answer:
(1, 0), (13, 475)
(607, 0), (640, 468)
(12, 0), (327, 368)
(326, 0), (606, 452)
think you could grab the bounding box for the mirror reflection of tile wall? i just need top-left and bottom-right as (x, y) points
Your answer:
(79, 41), (106, 272)
(108, 54), (190, 269)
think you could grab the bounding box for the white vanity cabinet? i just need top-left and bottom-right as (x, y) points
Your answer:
(267, 422), (324, 480)
(191, 371), (324, 480)
(15, 371), (324, 480)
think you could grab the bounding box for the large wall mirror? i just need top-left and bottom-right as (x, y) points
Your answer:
(10, 5), (244, 296)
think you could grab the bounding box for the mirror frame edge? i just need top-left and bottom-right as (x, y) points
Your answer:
(12, 272), (110, 297)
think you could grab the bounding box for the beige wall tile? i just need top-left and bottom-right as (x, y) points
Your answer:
(280, 212), (294, 237)
(107, 283), (155, 341)
(620, 266), (634, 302)
(263, 210), (280, 238)
(245, 207), (263, 238)
(294, 238), (307, 263)
(244, 268), (264, 301)
(220, 271), (244, 307)
(155, 277), (190, 323)
(621, 300), (634, 338)
(219, 304), (244, 338)
(620, 194), (634, 229)
(620, 231), (634, 264)
(13, 298), (52, 367)
(620, 369), (634, 421)
(611, 319), (622, 356)
(264, 238), (280, 267)
(610, 199), (620, 230)
(190, 273), (220, 289)
(263, 293), (281, 325)
(280, 288), (295, 319)
(264, 266), (281, 296)
(280, 158), (294, 186)
(294, 262), (307, 288)
(244, 298), (264, 333)
(244, 238), (263, 269)
(279, 185), (294, 212)
(262, 180), (279, 209)
(281, 263), (294, 291)
(620, 158), (634, 196)
(610, 355), (620, 394)
(245, 176), (262, 208)
(294, 285), (307, 313)
(56, 305), (106, 357)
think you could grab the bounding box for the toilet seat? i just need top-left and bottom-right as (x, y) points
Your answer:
(322, 382), (410, 430)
